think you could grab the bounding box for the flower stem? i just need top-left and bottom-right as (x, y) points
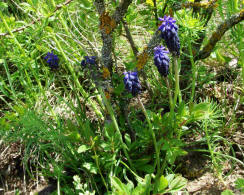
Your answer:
(98, 87), (134, 170)
(173, 57), (181, 105)
(164, 77), (173, 112)
(137, 97), (160, 175)
(91, 138), (109, 192)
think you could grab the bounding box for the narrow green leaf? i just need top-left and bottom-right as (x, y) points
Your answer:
(111, 177), (130, 194)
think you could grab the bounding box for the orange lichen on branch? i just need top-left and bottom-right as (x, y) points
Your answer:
(136, 51), (149, 70)
(102, 67), (110, 78)
(100, 12), (116, 34)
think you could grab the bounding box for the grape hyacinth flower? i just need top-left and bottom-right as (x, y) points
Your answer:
(154, 45), (170, 77)
(158, 16), (180, 56)
(44, 51), (59, 69)
(123, 71), (141, 96)
(81, 56), (97, 67)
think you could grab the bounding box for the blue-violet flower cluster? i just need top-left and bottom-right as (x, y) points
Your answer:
(154, 46), (170, 77)
(123, 71), (141, 96)
(81, 56), (97, 67)
(158, 16), (180, 56)
(44, 51), (59, 69)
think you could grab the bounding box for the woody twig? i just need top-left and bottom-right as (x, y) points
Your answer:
(94, 0), (132, 77)
(195, 9), (244, 61)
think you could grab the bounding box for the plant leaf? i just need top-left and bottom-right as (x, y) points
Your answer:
(158, 175), (168, 191)
(111, 177), (130, 194)
(78, 145), (90, 153)
(221, 190), (235, 195)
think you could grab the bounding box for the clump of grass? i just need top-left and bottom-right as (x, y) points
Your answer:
(0, 0), (243, 194)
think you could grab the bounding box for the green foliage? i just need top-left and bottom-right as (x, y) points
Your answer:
(221, 189), (235, 195)
(0, 0), (243, 194)
(110, 174), (187, 194)
(235, 178), (244, 193)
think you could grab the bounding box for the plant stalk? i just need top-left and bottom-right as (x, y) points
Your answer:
(137, 97), (160, 175)
(173, 57), (181, 106)
(204, 121), (225, 184)
(91, 139), (109, 192)
(98, 87), (134, 170)
(164, 77), (173, 112)
(188, 39), (197, 104)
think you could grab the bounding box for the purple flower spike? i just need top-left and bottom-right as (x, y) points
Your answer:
(44, 51), (59, 69)
(123, 71), (141, 96)
(158, 16), (180, 56)
(81, 56), (97, 67)
(154, 46), (170, 77)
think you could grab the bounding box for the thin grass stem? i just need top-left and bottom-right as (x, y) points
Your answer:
(52, 34), (104, 120)
(188, 39), (197, 104)
(91, 138), (109, 192)
(173, 57), (181, 106)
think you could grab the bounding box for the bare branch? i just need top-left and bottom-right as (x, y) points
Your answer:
(112, 0), (133, 25)
(0, 0), (74, 37)
(195, 9), (244, 61)
(94, 0), (113, 74)
(122, 20), (138, 57)
(93, 0), (105, 15)
(94, 0), (133, 73)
